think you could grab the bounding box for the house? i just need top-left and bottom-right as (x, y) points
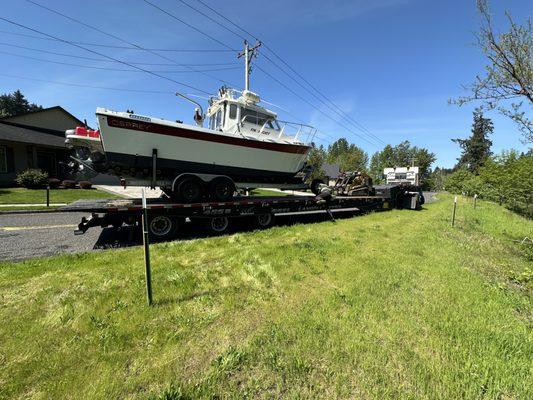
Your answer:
(0, 106), (84, 186)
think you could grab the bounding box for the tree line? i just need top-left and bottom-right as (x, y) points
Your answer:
(308, 139), (436, 188)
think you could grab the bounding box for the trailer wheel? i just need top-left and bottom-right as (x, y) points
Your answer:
(207, 216), (230, 234)
(209, 177), (235, 201)
(148, 215), (181, 240)
(256, 213), (274, 229)
(176, 177), (203, 203)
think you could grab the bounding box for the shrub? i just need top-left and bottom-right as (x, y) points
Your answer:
(445, 152), (533, 217)
(79, 181), (93, 190)
(15, 169), (49, 189)
(48, 178), (61, 188)
(61, 180), (76, 189)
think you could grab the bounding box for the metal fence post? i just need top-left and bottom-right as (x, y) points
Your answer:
(141, 188), (153, 306)
(452, 196), (457, 227)
(46, 184), (50, 207)
(473, 194), (477, 209)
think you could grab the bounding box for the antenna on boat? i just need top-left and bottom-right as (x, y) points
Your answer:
(238, 40), (261, 91)
(175, 92), (205, 127)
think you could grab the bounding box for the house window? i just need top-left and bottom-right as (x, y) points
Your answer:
(36, 149), (57, 177)
(0, 146), (7, 173)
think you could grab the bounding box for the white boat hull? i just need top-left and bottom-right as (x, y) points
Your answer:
(96, 110), (311, 181)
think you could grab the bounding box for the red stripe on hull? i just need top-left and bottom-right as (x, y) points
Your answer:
(103, 115), (310, 155)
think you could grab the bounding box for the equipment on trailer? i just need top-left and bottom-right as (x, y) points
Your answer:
(332, 171), (374, 196)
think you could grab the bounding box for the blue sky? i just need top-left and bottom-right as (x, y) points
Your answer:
(1, 0), (530, 167)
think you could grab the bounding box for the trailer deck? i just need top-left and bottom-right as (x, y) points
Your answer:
(63, 184), (420, 240)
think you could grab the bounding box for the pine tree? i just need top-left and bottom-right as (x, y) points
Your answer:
(453, 108), (493, 172)
(0, 90), (42, 117)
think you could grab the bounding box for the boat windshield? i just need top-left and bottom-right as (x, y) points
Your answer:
(241, 108), (279, 130)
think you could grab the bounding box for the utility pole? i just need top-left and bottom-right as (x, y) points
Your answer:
(238, 40), (261, 91)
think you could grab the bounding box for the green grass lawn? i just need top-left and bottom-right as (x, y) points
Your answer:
(249, 188), (291, 196)
(0, 205), (60, 211)
(0, 195), (531, 399)
(0, 187), (122, 205)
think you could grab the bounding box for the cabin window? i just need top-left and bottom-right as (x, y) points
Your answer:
(241, 108), (273, 127)
(229, 104), (237, 119)
(215, 108), (224, 130)
(0, 146), (6, 173)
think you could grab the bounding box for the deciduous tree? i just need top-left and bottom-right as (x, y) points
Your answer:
(452, 0), (532, 143)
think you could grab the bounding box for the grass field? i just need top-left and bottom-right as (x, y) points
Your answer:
(0, 187), (122, 206)
(0, 195), (531, 399)
(249, 188), (291, 196)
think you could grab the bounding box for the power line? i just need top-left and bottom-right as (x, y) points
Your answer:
(0, 71), (333, 144)
(144, 0), (377, 145)
(0, 49), (241, 73)
(142, 0), (234, 51)
(176, 0), (247, 41)
(0, 29), (237, 52)
(0, 42), (239, 66)
(0, 73), (177, 94)
(261, 44), (386, 145)
(258, 51), (384, 146)
(254, 65), (379, 147)
(0, 16), (213, 95)
(192, 0), (385, 146)
(23, 0), (238, 87)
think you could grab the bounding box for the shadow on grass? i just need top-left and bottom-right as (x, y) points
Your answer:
(92, 212), (353, 251)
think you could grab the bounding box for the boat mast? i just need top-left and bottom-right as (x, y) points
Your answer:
(238, 40), (261, 91)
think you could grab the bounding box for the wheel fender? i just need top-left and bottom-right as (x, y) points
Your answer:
(171, 173), (233, 191)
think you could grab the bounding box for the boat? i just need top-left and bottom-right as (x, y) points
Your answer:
(65, 43), (317, 202)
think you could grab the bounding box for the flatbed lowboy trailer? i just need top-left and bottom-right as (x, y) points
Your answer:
(63, 184), (421, 240)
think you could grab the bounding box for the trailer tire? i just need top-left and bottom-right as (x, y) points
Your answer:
(176, 176), (203, 203)
(209, 177), (235, 201)
(148, 215), (181, 241)
(256, 213), (274, 229)
(206, 216), (230, 234)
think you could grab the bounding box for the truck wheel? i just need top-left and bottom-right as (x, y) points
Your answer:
(148, 215), (181, 241)
(207, 216), (230, 234)
(177, 177), (203, 203)
(256, 213), (274, 229)
(209, 177), (235, 201)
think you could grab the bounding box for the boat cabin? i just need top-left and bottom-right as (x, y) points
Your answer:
(206, 88), (298, 143)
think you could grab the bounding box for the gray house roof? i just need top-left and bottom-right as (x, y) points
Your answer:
(0, 120), (66, 148)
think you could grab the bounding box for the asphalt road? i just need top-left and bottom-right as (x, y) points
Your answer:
(0, 212), (102, 261)
(1, 192), (438, 262)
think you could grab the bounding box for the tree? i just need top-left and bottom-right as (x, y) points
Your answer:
(306, 144), (327, 181)
(452, 108), (493, 172)
(426, 167), (454, 191)
(451, 0), (532, 143)
(0, 90), (42, 118)
(326, 138), (368, 172)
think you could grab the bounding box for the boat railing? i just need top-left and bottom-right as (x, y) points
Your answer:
(228, 116), (317, 144)
(276, 120), (317, 144)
